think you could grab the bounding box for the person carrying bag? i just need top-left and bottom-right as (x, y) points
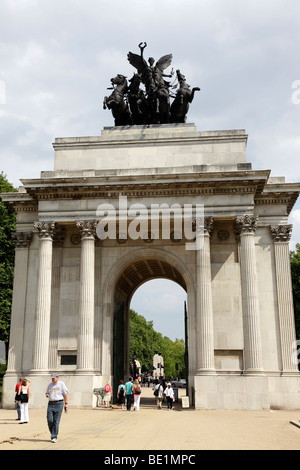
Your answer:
(18, 378), (32, 423)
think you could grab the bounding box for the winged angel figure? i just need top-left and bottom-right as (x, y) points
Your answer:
(127, 42), (173, 123)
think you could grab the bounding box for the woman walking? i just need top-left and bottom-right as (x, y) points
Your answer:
(104, 381), (112, 408)
(132, 379), (142, 411)
(18, 378), (32, 423)
(117, 379), (126, 409)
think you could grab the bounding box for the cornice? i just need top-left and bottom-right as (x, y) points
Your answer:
(2, 169), (298, 215)
(1, 191), (37, 211)
(254, 182), (300, 214)
(19, 169), (270, 201)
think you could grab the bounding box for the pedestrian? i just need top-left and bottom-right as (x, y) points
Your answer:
(17, 378), (32, 423)
(104, 381), (112, 408)
(164, 382), (175, 410)
(125, 377), (134, 411)
(117, 380), (125, 409)
(15, 377), (23, 421)
(133, 379), (142, 411)
(45, 373), (68, 443)
(153, 379), (163, 409)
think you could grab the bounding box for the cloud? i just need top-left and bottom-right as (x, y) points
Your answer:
(130, 279), (187, 340)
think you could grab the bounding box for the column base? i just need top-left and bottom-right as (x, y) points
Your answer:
(243, 369), (266, 376)
(29, 369), (50, 376)
(75, 369), (95, 375)
(196, 368), (217, 376)
(280, 370), (300, 377)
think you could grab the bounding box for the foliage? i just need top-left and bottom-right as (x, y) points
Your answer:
(291, 243), (300, 340)
(129, 309), (186, 378)
(0, 172), (17, 350)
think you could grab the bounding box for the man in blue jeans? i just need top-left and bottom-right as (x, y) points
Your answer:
(125, 377), (134, 411)
(46, 373), (68, 443)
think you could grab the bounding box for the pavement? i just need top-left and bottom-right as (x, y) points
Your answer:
(1, 387), (300, 451)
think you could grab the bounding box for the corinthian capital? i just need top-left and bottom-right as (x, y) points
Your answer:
(12, 231), (33, 248)
(76, 220), (97, 239)
(192, 216), (214, 236)
(235, 215), (258, 238)
(34, 221), (56, 239)
(53, 226), (66, 248)
(270, 224), (293, 242)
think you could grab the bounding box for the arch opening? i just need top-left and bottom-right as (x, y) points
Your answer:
(112, 257), (188, 402)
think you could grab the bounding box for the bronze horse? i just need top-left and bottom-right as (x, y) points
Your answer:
(170, 70), (200, 123)
(127, 74), (149, 125)
(103, 74), (132, 126)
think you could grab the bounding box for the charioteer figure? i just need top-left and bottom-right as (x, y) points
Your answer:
(103, 42), (200, 126)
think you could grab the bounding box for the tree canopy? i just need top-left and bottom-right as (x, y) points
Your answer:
(291, 243), (300, 340)
(0, 172), (17, 351)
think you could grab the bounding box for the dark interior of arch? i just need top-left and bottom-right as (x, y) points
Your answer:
(115, 258), (186, 298)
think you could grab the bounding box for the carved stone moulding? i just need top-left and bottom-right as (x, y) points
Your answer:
(192, 216), (214, 236)
(12, 231), (33, 248)
(235, 215), (258, 239)
(76, 220), (97, 239)
(270, 224), (293, 242)
(34, 221), (56, 239)
(53, 226), (66, 248)
(70, 233), (81, 245)
(217, 230), (230, 241)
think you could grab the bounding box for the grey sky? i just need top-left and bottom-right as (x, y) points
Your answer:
(1, 0), (299, 340)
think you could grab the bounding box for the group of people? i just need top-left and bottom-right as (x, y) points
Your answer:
(153, 379), (176, 410)
(13, 373), (176, 443)
(117, 378), (142, 411)
(15, 372), (68, 443)
(114, 376), (176, 411)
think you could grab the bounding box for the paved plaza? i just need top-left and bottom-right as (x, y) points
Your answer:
(0, 388), (300, 451)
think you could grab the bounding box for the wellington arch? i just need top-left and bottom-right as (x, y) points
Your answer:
(2, 122), (300, 411)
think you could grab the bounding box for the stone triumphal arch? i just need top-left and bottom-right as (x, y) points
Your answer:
(2, 123), (300, 410)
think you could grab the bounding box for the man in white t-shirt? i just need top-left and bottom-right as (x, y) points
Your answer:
(46, 373), (69, 443)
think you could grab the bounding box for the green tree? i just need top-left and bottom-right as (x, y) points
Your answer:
(0, 172), (17, 354)
(291, 243), (300, 340)
(129, 309), (185, 378)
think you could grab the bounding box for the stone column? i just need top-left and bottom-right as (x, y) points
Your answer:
(49, 227), (65, 371)
(235, 215), (264, 374)
(76, 220), (97, 373)
(6, 232), (33, 375)
(32, 222), (55, 373)
(270, 225), (298, 373)
(196, 217), (216, 374)
(94, 239), (102, 372)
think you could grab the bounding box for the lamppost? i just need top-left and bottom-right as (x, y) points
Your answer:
(159, 352), (163, 377)
(132, 351), (137, 379)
